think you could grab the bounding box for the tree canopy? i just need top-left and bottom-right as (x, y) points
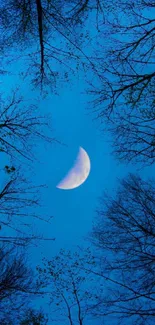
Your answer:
(89, 174), (155, 324)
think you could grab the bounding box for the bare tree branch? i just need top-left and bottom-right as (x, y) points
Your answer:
(89, 173), (155, 324)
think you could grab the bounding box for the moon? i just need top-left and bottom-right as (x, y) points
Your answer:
(56, 147), (91, 190)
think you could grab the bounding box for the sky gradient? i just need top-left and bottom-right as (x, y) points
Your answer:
(1, 9), (155, 322)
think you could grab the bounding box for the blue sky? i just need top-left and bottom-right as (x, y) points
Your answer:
(2, 59), (154, 261)
(1, 13), (155, 322)
(28, 81), (131, 260)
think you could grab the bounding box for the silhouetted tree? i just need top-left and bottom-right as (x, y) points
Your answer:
(89, 0), (155, 165)
(1, 0), (103, 90)
(108, 108), (155, 165)
(0, 309), (48, 325)
(89, 174), (155, 324)
(0, 89), (55, 245)
(0, 90), (54, 161)
(64, 0), (104, 25)
(19, 308), (48, 325)
(0, 244), (38, 323)
(0, 170), (54, 245)
(37, 247), (102, 324)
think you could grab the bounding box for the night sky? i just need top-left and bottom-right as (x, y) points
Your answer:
(1, 2), (155, 324)
(1, 65), (136, 324)
(22, 80), (133, 258)
(1, 65), (135, 255)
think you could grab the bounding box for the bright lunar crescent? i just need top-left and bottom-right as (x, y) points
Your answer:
(56, 147), (91, 190)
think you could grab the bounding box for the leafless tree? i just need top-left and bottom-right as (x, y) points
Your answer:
(0, 0), (103, 91)
(19, 308), (48, 325)
(64, 0), (104, 25)
(0, 244), (38, 323)
(88, 0), (155, 165)
(0, 169), (55, 245)
(89, 173), (155, 324)
(109, 108), (155, 165)
(37, 247), (102, 324)
(0, 90), (55, 161)
(0, 89), (56, 245)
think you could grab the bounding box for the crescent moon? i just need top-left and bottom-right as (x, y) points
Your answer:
(56, 147), (91, 190)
